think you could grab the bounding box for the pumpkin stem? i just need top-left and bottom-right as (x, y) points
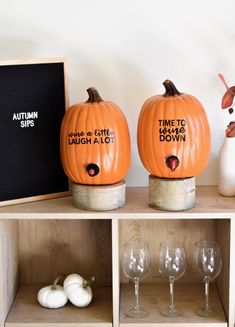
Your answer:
(51, 274), (65, 290)
(163, 80), (181, 97)
(83, 276), (95, 288)
(86, 88), (103, 103)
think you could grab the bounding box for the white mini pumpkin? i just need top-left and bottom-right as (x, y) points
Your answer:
(37, 275), (68, 309)
(63, 274), (95, 307)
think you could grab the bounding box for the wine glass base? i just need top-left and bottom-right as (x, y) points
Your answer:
(125, 307), (148, 319)
(159, 306), (184, 318)
(196, 306), (218, 317)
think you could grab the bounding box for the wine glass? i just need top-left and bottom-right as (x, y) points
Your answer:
(122, 239), (151, 318)
(193, 240), (222, 317)
(158, 240), (186, 317)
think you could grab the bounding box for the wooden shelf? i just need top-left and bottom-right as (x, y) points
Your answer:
(0, 186), (234, 219)
(6, 285), (112, 327)
(120, 283), (227, 326)
(0, 186), (234, 327)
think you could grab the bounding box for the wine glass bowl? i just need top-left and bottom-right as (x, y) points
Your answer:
(193, 240), (222, 317)
(158, 240), (186, 318)
(122, 239), (151, 318)
(122, 240), (151, 281)
(194, 240), (222, 281)
(159, 242), (186, 281)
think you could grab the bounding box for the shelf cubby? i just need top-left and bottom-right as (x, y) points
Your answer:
(119, 218), (230, 326)
(0, 219), (112, 327)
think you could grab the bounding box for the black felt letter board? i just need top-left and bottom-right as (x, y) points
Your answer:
(0, 60), (69, 205)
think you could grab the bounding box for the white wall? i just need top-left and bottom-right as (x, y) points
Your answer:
(1, 0), (234, 186)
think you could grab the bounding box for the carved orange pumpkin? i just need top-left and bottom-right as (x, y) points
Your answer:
(60, 88), (130, 185)
(137, 80), (210, 178)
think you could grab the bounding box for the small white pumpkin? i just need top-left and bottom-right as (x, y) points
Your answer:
(37, 275), (68, 309)
(63, 274), (95, 307)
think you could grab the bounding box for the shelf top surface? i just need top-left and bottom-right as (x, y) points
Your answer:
(6, 284), (112, 326)
(0, 186), (235, 219)
(120, 282), (227, 326)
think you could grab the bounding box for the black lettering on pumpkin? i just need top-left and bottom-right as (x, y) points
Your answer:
(158, 119), (186, 142)
(68, 137), (92, 144)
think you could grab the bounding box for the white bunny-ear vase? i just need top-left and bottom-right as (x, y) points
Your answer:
(218, 136), (235, 196)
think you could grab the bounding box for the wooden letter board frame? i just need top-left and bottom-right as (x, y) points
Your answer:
(0, 58), (70, 206)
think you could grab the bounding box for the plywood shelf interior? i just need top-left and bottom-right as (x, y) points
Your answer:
(0, 219), (112, 327)
(118, 218), (231, 327)
(120, 283), (227, 327)
(6, 285), (112, 327)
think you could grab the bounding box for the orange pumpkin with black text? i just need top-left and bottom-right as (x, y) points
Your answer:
(60, 88), (130, 185)
(137, 80), (210, 178)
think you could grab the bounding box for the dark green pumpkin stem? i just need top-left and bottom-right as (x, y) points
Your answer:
(83, 276), (95, 288)
(86, 88), (103, 103)
(163, 80), (181, 97)
(51, 274), (65, 290)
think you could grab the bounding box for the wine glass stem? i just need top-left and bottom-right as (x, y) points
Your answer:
(134, 280), (140, 311)
(169, 279), (175, 311)
(205, 280), (210, 311)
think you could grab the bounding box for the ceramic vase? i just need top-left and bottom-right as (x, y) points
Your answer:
(218, 136), (235, 196)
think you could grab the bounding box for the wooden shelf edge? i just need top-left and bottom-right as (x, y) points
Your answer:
(119, 323), (227, 327)
(6, 324), (112, 327)
(0, 186), (234, 219)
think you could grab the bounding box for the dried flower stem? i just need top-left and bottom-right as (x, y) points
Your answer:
(218, 73), (235, 95)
